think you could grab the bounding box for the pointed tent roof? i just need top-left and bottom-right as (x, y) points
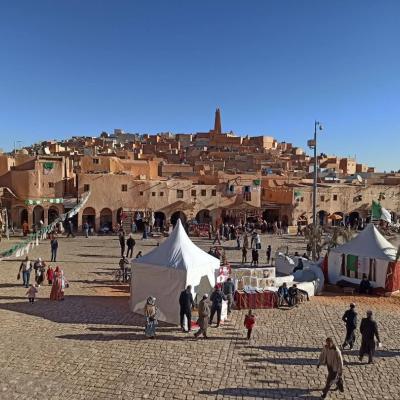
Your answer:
(135, 219), (220, 270)
(331, 223), (397, 261)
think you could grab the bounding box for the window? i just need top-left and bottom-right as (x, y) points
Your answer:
(211, 189), (217, 196)
(191, 190), (197, 197)
(301, 197), (304, 202)
(320, 195), (325, 202)
(177, 189), (183, 198)
(333, 194), (338, 201)
(121, 184), (127, 192)
(83, 184), (90, 192)
(201, 189), (206, 196)
(152, 192), (156, 197)
(243, 185), (252, 201)
(139, 191), (143, 196)
(159, 192), (164, 197)
(93, 158), (99, 164)
(48, 182), (54, 188)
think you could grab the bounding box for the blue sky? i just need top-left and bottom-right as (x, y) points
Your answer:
(0, 0), (399, 171)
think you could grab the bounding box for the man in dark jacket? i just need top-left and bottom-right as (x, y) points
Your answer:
(342, 303), (357, 350)
(118, 232), (125, 258)
(209, 286), (227, 327)
(179, 285), (194, 332)
(359, 310), (381, 364)
(359, 274), (372, 294)
(222, 278), (235, 314)
(126, 235), (136, 258)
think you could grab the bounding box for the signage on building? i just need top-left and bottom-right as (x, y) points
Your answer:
(24, 198), (64, 206)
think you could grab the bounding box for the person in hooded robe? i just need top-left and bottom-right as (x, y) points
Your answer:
(144, 297), (158, 339)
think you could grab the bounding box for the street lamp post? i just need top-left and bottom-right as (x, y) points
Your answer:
(309, 121), (323, 261)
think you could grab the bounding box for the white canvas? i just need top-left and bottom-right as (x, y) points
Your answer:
(130, 219), (220, 324)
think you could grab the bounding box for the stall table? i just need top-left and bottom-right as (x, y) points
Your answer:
(234, 290), (277, 310)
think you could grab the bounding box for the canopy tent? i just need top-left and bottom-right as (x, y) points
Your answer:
(328, 224), (400, 292)
(130, 219), (220, 324)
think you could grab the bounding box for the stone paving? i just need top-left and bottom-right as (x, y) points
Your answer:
(0, 232), (400, 400)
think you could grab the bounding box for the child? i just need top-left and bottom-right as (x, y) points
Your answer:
(244, 309), (256, 340)
(46, 266), (54, 285)
(26, 284), (38, 303)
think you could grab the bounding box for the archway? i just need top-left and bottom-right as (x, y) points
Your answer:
(262, 209), (280, 223)
(33, 205), (44, 226)
(116, 208), (124, 225)
(154, 211), (166, 230)
(14, 207), (28, 228)
(349, 211), (360, 228)
(195, 209), (211, 224)
(48, 206), (59, 224)
(100, 208), (113, 230)
(171, 211), (187, 226)
(330, 211), (344, 226)
(317, 210), (328, 226)
(82, 207), (96, 230)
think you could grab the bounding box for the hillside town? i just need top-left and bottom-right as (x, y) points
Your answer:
(0, 109), (399, 235)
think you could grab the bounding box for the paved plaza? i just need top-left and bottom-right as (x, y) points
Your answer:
(0, 233), (400, 400)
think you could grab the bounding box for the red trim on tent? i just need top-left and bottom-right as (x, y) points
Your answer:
(385, 261), (400, 292)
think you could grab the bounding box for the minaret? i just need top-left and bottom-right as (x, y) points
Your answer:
(214, 108), (222, 134)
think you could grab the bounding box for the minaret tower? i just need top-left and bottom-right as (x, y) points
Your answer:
(214, 108), (222, 134)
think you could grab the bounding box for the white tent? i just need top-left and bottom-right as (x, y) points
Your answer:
(130, 219), (220, 324)
(328, 224), (398, 289)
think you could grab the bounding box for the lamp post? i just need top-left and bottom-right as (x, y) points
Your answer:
(308, 121), (323, 261)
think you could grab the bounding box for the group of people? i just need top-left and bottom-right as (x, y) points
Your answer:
(277, 282), (310, 307)
(118, 231), (137, 258)
(18, 256), (68, 302)
(317, 304), (381, 398)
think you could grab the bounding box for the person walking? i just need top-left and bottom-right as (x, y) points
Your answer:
(19, 257), (32, 288)
(126, 234), (136, 258)
(50, 266), (68, 301)
(266, 245), (272, 265)
(342, 303), (357, 350)
(66, 220), (75, 238)
(26, 284), (38, 304)
(243, 233), (249, 249)
(34, 258), (46, 287)
(144, 296), (158, 339)
(179, 285), (195, 332)
(244, 309), (256, 340)
(83, 221), (89, 238)
(241, 246), (247, 264)
(317, 337), (344, 398)
(223, 278), (235, 315)
(359, 310), (381, 364)
(213, 230), (221, 245)
(209, 286), (227, 327)
(46, 265), (54, 285)
(251, 249), (259, 266)
(118, 231), (126, 258)
(50, 237), (58, 262)
(194, 294), (210, 339)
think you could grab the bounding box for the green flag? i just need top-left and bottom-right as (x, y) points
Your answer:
(371, 200), (381, 220)
(346, 254), (357, 272)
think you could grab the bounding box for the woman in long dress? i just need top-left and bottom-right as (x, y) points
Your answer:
(50, 266), (67, 301)
(144, 297), (158, 338)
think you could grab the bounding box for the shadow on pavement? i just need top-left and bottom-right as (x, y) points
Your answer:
(248, 345), (321, 353)
(57, 332), (181, 341)
(0, 295), (141, 326)
(198, 387), (321, 399)
(244, 356), (318, 366)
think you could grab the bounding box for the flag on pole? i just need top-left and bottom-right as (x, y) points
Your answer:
(371, 200), (382, 220)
